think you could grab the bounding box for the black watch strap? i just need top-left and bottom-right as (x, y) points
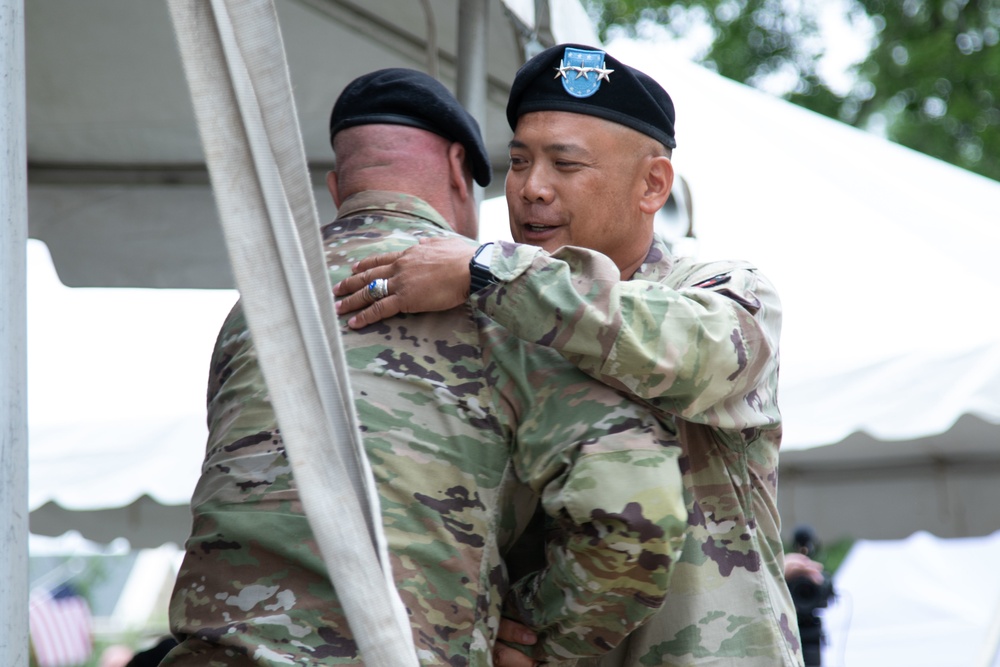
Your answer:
(469, 242), (499, 294)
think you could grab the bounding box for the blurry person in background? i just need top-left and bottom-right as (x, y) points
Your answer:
(786, 526), (835, 667)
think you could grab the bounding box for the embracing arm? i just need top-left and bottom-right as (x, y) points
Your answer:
(333, 237), (781, 432)
(333, 236), (475, 328)
(506, 399), (687, 662)
(480, 241), (782, 427)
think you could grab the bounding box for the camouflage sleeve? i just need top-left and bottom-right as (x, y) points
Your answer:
(479, 241), (781, 436)
(494, 358), (688, 661)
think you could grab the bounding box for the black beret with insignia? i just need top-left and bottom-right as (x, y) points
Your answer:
(507, 44), (676, 149)
(330, 68), (492, 187)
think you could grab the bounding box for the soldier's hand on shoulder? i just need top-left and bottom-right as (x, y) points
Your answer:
(334, 237), (475, 329)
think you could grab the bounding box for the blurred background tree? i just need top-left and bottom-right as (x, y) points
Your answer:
(588, 0), (1000, 182)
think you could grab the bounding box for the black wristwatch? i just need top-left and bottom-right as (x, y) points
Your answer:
(469, 242), (499, 294)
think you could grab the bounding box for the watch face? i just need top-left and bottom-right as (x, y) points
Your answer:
(470, 242), (498, 293)
(474, 242), (495, 267)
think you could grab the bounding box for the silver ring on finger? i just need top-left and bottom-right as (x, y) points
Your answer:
(366, 278), (389, 302)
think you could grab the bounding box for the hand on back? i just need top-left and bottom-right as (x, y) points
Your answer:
(334, 236), (476, 328)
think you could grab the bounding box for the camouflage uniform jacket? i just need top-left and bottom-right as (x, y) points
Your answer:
(480, 236), (802, 666)
(163, 192), (688, 667)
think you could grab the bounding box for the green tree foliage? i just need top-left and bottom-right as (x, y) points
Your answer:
(589, 0), (1000, 181)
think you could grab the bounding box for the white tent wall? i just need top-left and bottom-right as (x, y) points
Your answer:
(24, 235), (235, 547)
(820, 531), (1000, 667)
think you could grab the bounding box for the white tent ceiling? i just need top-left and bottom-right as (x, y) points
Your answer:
(25, 0), (597, 288)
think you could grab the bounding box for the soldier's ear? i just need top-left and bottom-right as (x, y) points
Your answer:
(639, 156), (674, 215)
(447, 142), (471, 202)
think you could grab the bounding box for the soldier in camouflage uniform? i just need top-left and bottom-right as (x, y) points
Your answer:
(334, 47), (802, 667)
(161, 68), (688, 667)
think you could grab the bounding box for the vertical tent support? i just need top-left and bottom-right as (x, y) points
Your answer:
(0, 1), (28, 666)
(456, 0), (488, 124)
(456, 0), (488, 202)
(418, 0), (439, 79)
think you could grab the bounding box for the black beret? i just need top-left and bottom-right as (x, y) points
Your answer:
(507, 44), (676, 149)
(330, 68), (492, 187)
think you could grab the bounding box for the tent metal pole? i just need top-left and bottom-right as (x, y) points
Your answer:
(455, 0), (488, 202)
(0, 1), (29, 666)
(455, 0), (487, 124)
(418, 0), (439, 78)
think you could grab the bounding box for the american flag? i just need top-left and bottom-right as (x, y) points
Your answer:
(28, 583), (93, 667)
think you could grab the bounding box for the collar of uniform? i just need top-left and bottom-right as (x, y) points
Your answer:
(632, 233), (675, 282)
(334, 190), (451, 232)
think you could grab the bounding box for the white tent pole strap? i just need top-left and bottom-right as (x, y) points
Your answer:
(210, 0), (373, 530)
(167, 1), (416, 663)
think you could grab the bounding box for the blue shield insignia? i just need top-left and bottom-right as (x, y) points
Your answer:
(555, 47), (612, 98)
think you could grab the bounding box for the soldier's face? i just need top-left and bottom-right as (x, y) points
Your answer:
(505, 111), (655, 276)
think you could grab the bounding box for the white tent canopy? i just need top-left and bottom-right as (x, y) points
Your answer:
(820, 530), (1000, 667)
(602, 37), (1000, 444)
(26, 239), (233, 546)
(25, 0), (598, 289)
